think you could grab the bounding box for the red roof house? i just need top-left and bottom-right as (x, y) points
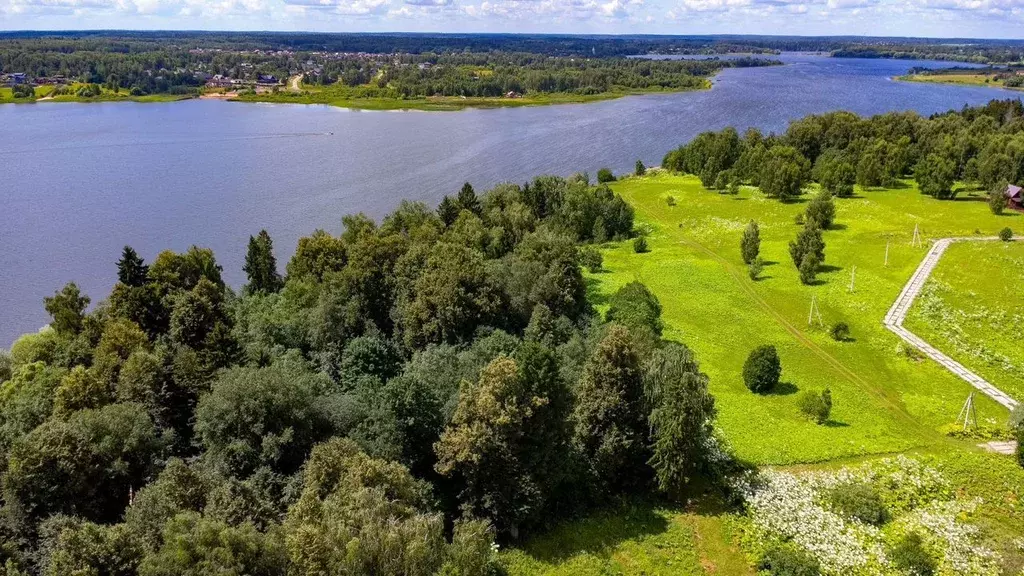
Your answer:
(1007, 184), (1024, 210)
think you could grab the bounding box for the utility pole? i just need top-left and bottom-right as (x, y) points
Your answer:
(956, 392), (978, 431)
(911, 223), (922, 247)
(884, 241), (889, 267)
(849, 265), (856, 293)
(808, 294), (824, 327)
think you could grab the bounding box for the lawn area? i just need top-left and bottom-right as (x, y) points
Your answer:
(501, 498), (751, 576)
(588, 172), (1020, 466)
(904, 240), (1024, 406)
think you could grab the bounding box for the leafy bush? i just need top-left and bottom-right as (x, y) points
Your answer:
(797, 388), (831, 424)
(633, 236), (649, 253)
(635, 160), (646, 176)
(748, 257), (764, 281)
(580, 246), (603, 272)
(999, 227), (1013, 241)
(743, 345), (781, 394)
(888, 532), (937, 576)
(758, 544), (821, 576)
(597, 168), (616, 183)
(826, 482), (888, 525)
(665, 195), (676, 206)
(829, 322), (850, 341)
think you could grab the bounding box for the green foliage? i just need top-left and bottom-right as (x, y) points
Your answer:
(796, 388), (832, 424)
(632, 236), (648, 253)
(789, 221), (825, 284)
(605, 281), (663, 339)
(999, 227), (1013, 241)
(804, 190), (836, 230)
(117, 245), (149, 287)
(139, 513), (288, 576)
(635, 160), (646, 176)
(760, 146), (810, 201)
(916, 153), (957, 199)
(580, 246), (603, 272)
(596, 168), (616, 183)
(194, 362), (333, 478)
(818, 159), (855, 198)
(285, 229), (346, 281)
(888, 532), (937, 576)
(43, 283), (89, 335)
(826, 482), (888, 525)
(665, 195), (676, 206)
(436, 347), (573, 536)
(742, 345), (781, 394)
(663, 128), (743, 188)
(11, 84), (35, 99)
(458, 182), (482, 215)
(757, 544), (821, 576)
(572, 326), (650, 495)
(45, 520), (142, 576)
(53, 365), (111, 415)
(646, 343), (716, 495)
(748, 256), (764, 280)
(244, 230), (283, 294)
(741, 220), (760, 264)
(988, 182), (1008, 215)
(830, 322), (850, 341)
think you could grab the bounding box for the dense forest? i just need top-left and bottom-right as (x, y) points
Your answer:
(0, 173), (727, 575)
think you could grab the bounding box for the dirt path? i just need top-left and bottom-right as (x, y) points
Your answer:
(884, 237), (1019, 410)
(288, 74), (303, 92)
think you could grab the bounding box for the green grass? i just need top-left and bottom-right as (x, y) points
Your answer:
(904, 240), (1024, 407)
(0, 84), (195, 104)
(501, 498), (751, 576)
(589, 173), (1019, 466)
(233, 81), (711, 111)
(898, 72), (1024, 91)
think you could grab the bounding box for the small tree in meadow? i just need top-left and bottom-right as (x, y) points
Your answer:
(743, 345), (781, 394)
(798, 388), (832, 424)
(798, 253), (820, 285)
(597, 168), (616, 183)
(748, 257), (764, 281)
(580, 246), (603, 273)
(633, 236), (649, 253)
(635, 160), (647, 176)
(830, 322), (850, 341)
(999, 227), (1013, 241)
(989, 182), (1008, 215)
(741, 220), (761, 264)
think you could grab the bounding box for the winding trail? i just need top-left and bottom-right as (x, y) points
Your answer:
(883, 237), (1019, 410)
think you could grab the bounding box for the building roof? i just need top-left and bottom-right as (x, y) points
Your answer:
(1006, 184), (1023, 199)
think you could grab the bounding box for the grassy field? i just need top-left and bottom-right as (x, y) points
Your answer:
(503, 173), (1023, 575)
(904, 240), (1024, 405)
(586, 173), (1019, 466)
(898, 72), (1022, 90)
(502, 498), (751, 576)
(234, 81), (711, 111)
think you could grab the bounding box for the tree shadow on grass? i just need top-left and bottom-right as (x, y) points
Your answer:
(771, 382), (799, 396)
(830, 223), (849, 231)
(824, 420), (850, 428)
(515, 500), (670, 564)
(585, 277), (610, 307)
(762, 260), (779, 267)
(818, 264), (843, 274)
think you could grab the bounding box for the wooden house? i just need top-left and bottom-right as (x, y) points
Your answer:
(1007, 184), (1024, 210)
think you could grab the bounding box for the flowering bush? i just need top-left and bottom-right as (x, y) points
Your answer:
(734, 456), (1001, 576)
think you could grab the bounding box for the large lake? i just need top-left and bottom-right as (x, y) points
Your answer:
(0, 53), (1018, 346)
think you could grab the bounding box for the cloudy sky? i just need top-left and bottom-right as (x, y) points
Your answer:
(1, 0), (1023, 38)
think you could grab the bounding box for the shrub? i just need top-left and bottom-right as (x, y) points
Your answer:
(798, 253), (820, 285)
(988, 184), (1006, 215)
(830, 322), (850, 341)
(580, 246), (603, 272)
(797, 388), (831, 424)
(794, 213), (805, 226)
(741, 220), (761, 264)
(757, 544), (820, 576)
(743, 345), (781, 394)
(1016, 422), (1024, 469)
(665, 195), (676, 207)
(748, 257), (764, 281)
(635, 160), (646, 176)
(633, 236), (649, 253)
(999, 227), (1013, 241)
(827, 482), (888, 525)
(597, 168), (616, 183)
(889, 532), (937, 576)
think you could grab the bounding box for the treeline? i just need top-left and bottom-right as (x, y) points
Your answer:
(663, 98), (1024, 202)
(0, 174), (727, 575)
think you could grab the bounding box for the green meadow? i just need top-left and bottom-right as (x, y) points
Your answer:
(502, 172), (1024, 575)
(586, 172), (1018, 465)
(905, 240), (1024, 405)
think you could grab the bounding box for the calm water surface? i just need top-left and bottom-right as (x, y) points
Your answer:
(0, 54), (1018, 345)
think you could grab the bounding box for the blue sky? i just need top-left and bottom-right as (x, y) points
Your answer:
(1, 0), (1023, 38)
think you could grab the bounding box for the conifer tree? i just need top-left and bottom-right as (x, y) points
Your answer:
(117, 245), (149, 287)
(243, 230), (283, 294)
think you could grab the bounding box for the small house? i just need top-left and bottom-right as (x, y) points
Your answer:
(1007, 184), (1024, 210)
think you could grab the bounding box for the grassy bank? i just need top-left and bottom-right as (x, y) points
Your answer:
(897, 72), (1023, 91)
(233, 80), (712, 111)
(587, 173), (1017, 466)
(0, 84), (196, 104)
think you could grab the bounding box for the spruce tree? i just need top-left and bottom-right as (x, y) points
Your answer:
(243, 230), (283, 294)
(457, 182), (481, 215)
(437, 195), (460, 226)
(117, 245), (149, 287)
(741, 220), (761, 264)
